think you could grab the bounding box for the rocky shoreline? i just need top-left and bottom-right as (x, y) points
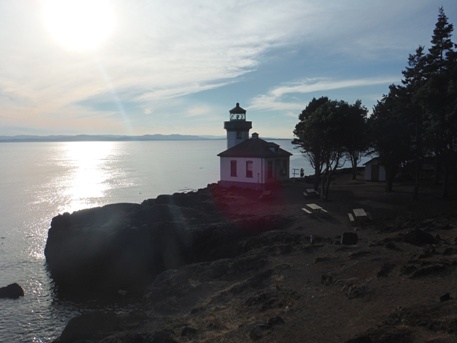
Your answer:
(46, 175), (457, 342)
(45, 185), (292, 296)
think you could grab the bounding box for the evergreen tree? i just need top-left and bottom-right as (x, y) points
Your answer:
(401, 46), (428, 199)
(369, 85), (414, 192)
(418, 7), (457, 198)
(342, 100), (369, 180)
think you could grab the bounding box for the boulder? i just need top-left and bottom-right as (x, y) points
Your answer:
(402, 229), (436, 246)
(57, 311), (119, 343)
(440, 292), (451, 302)
(341, 232), (358, 245)
(0, 283), (24, 299)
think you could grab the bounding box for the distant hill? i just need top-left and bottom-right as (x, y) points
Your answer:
(0, 134), (225, 143)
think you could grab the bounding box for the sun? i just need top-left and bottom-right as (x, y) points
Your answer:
(42, 0), (116, 52)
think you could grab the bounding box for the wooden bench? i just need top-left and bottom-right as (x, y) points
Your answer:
(302, 207), (313, 215)
(303, 188), (319, 198)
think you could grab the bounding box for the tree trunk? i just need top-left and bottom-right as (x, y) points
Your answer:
(385, 167), (395, 192)
(313, 164), (320, 191)
(320, 174), (326, 201)
(324, 174), (332, 200)
(413, 115), (421, 200)
(351, 155), (358, 180)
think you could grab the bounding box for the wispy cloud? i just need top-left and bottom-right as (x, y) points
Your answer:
(249, 76), (399, 112)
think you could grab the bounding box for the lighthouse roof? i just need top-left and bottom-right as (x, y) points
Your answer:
(229, 102), (246, 114)
(218, 134), (292, 158)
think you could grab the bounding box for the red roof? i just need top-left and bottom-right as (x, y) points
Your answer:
(218, 136), (292, 158)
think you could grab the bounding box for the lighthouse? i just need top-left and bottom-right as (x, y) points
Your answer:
(224, 103), (252, 149)
(218, 102), (292, 190)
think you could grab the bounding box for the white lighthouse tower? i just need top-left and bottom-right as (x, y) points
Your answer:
(224, 103), (252, 149)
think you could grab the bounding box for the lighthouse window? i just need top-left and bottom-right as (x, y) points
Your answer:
(236, 131), (242, 139)
(230, 160), (237, 177)
(246, 161), (253, 178)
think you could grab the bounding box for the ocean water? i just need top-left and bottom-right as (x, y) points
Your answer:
(0, 139), (309, 342)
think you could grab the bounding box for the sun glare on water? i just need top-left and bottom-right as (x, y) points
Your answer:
(60, 142), (114, 213)
(42, 0), (116, 52)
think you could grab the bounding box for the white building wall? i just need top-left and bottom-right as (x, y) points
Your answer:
(364, 165), (372, 180)
(379, 166), (386, 182)
(220, 156), (290, 188)
(364, 163), (387, 182)
(220, 157), (263, 185)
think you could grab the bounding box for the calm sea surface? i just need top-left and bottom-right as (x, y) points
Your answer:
(0, 139), (311, 342)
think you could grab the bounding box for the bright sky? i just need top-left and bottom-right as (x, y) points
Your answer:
(0, 1), (456, 138)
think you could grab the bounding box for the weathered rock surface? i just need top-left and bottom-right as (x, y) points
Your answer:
(45, 186), (292, 295)
(0, 283), (24, 299)
(49, 175), (457, 342)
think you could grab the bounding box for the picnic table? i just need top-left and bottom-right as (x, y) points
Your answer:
(303, 188), (319, 198)
(302, 203), (328, 215)
(348, 208), (372, 224)
(353, 208), (367, 218)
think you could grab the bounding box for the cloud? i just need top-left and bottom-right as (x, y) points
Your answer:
(249, 76), (399, 113)
(0, 0), (455, 135)
(0, 1), (313, 132)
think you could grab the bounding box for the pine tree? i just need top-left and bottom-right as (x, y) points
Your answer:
(401, 46), (427, 199)
(420, 7), (457, 198)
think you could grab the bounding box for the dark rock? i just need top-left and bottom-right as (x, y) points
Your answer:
(98, 332), (150, 343)
(411, 263), (450, 278)
(58, 311), (120, 342)
(341, 232), (358, 245)
(249, 317), (284, 341)
(443, 247), (457, 256)
(240, 230), (301, 252)
(245, 290), (299, 312)
(249, 324), (270, 341)
(314, 256), (331, 264)
(0, 283), (24, 299)
(402, 229), (436, 246)
(145, 331), (178, 343)
(227, 269), (274, 295)
(385, 242), (400, 250)
(346, 327), (412, 343)
(345, 336), (372, 343)
(267, 316), (285, 327)
(377, 263), (396, 278)
(208, 256), (269, 280)
(348, 250), (371, 259)
(418, 246), (436, 258)
(440, 292), (451, 302)
(181, 327), (198, 338)
(45, 188), (289, 295)
(321, 274), (333, 285)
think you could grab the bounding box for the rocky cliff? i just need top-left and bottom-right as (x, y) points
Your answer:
(44, 185), (292, 295)
(47, 177), (457, 342)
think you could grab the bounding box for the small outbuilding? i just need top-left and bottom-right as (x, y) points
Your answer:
(364, 157), (386, 182)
